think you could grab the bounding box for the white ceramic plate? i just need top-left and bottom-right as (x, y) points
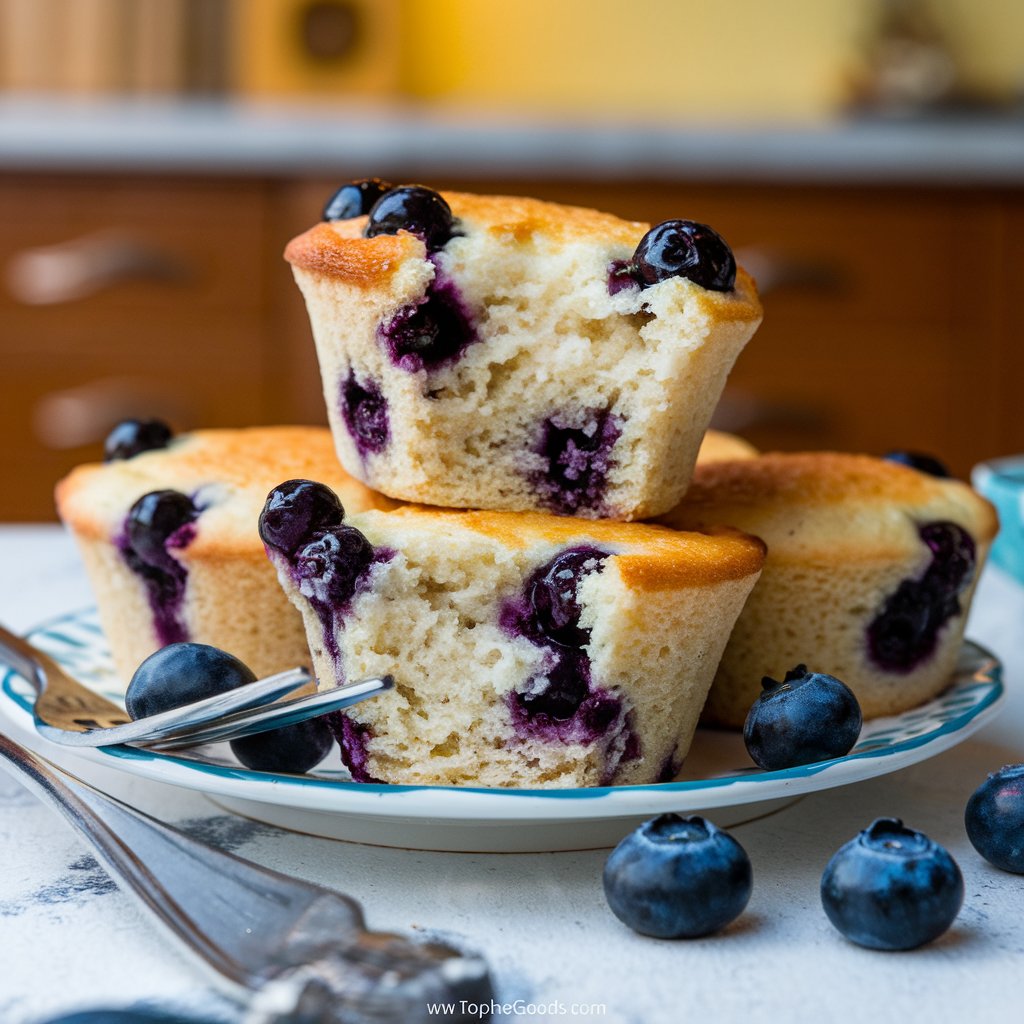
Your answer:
(0, 609), (1005, 852)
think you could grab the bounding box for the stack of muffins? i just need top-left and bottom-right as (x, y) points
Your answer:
(56, 183), (997, 788)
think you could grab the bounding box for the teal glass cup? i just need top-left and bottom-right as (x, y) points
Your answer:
(972, 457), (1024, 584)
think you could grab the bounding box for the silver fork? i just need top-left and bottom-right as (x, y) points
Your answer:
(0, 731), (493, 1022)
(0, 624), (392, 749)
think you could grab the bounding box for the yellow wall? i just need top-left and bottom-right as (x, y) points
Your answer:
(403, 0), (1024, 118)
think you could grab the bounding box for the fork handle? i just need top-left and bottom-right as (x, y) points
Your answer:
(0, 623), (50, 693)
(0, 733), (493, 1022)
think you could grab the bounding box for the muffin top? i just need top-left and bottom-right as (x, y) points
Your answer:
(57, 426), (395, 556)
(285, 190), (760, 322)
(350, 506), (766, 590)
(660, 452), (998, 563)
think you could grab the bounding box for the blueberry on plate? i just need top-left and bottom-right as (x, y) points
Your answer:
(965, 764), (1024, 873)
(230, 716), (335, 774)
(125, 642), (256, 720)
(743, 664), (862, 771)
(364, 185), (456, 252)
(103, 418), (172, 462)
(630, 219), (736, 292)
(883, 450), (952, 478)
(603, 813), (752, 938)
(821, 818), (963, 950)
(322, 177), (393, 221)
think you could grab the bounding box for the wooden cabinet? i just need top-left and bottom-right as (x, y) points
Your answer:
(2, 172), (1022, 520)
(0, 176), (273, 519)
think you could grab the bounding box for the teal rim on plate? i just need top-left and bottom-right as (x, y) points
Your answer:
(0, 607), (1005, 804)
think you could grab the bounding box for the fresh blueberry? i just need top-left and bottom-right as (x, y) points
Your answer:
(883, 450), (952, 478)
(126, 490), (197, 572)
(529, 547), (608, 647)
(965, 764), (1024, 873)
(821, 818), (963, 950)
(259, 479), (345, 557)
(230, 716), (335, 774)
(743, 664), (862, 771)
(295, 525), (375, 605)
(103, 419), (172, 462)
(364, 185), (456, 252)
(125, 642), (256, 719)
(867, 521), (976, 672)
(603, 814), (752, 938)
(322, 177), (393, 221)
(629, 220), (736, 292)
(341, 373), (390, 456)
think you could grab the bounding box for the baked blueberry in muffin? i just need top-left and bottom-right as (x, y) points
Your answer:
(660, 452), (998, 726)
(287, 188), (762, 520)
(260, 482), (765, 787)
(56, 425), (395, 684)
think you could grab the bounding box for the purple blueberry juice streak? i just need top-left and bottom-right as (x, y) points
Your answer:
(533, 409), (622, 516)
(505, 685), (623, 745)
(655, 751), (678, 784)
(502, 547), (642, 780)
(866, 521), (976, 673)
(292, 547), (395, 670)
(377, 265), (478, 372)
(116, 521), (195, 647)
(327, 712), (383, 784)
(340, 372), (389, 459)
(607, 259), (639, 295)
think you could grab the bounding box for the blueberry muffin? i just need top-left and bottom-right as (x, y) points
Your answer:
(660, 453), (998, 726)
(56, 424), (395, 684)
(285, 185), (762, 520)
(259, 482), (766, 787)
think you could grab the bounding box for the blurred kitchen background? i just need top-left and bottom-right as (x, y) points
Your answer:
(2, 0), (1023, 519)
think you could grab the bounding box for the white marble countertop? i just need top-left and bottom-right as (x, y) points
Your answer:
(2, 97), (1024, 183)
(1, 525), (1023, 1024)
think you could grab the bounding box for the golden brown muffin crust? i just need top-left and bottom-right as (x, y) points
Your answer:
(56, 426), (396, 548)
(359, 506), (766, 590)
(682, 452), (994, 518)
(284, 190), (761, 323)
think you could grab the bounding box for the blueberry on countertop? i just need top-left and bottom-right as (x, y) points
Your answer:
(630, 220), (736, 292)
(965, 764), (1024, 873)
(322, 177), (394, 221)
(259, 479), (345, 557)
(603, 814), (752, 938)
(821, 818), (963, 950)
(230, 716), (335, 774)
(743, 664), (862, 771)
(104, 419), (172, 462)
(364, 185), (456, 252)
(883, 451), (952, 478)
(125, 642), (256, 719)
